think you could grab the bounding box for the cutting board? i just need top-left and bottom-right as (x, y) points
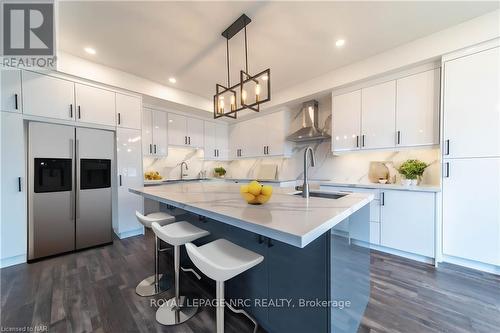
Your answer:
(256, 164), (277, 180)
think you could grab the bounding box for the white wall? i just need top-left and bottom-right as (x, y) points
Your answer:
(56, 52), (212, 112)
(265, 10), (500, 109)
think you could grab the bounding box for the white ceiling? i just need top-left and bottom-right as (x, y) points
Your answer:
(58, 1), (499, 100)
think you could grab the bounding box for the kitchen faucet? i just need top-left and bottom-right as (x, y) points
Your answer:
(302, 146), (316, 198)
(180, 161), (188, 180)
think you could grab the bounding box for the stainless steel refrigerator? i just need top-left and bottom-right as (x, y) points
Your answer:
(28, 122), (114, 260)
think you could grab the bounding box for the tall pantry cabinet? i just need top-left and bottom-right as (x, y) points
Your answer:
(442, 43), (500, 267)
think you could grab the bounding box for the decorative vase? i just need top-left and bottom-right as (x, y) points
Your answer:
(402, 179), (412, 186)
(410, 179), (418, 186)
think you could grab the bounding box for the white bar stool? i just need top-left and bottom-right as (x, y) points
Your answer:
(186, 239), (264, 333)
(135, 211), (175, 297)
(151, 221), (210, 325)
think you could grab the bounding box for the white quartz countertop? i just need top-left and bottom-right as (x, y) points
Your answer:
(318, 181), (441, 192)
(130, 182), (373, 248)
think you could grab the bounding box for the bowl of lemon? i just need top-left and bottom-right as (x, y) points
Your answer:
(240, 180), (273, 205)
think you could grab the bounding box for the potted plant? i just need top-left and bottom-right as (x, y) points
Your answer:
(214, 166), (226, 178)
(398, 159), (428, 186)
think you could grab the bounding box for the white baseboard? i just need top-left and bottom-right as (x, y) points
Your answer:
(114, 227), (144, 239)
(1, 254), (27, 268)
(440, 255), (500, 275)
(352, 239), (435, 265)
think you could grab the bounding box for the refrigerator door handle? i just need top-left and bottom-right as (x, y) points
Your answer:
(75, 139), (80, 219)
(18, 177), (22, 192)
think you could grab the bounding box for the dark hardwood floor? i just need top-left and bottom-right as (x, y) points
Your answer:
(1, 231), (499, 333)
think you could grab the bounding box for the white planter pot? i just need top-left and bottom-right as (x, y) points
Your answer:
(401, 179), (412, 186)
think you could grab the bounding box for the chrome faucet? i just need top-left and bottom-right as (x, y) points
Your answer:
(302, 146), (316, 198)
(180, 161), (188, 180)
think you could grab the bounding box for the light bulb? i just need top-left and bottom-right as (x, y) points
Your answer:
(255, 84), (261, 96)
(230, 95), (235, 110)
(242, 90), (247, 102)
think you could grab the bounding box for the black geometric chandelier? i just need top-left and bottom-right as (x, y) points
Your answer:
(214, 14), (271, 119)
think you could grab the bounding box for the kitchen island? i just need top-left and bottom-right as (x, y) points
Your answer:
(130, 181), (373, 333)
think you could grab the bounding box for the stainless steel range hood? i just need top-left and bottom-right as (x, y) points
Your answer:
(286, 100), (330, 142)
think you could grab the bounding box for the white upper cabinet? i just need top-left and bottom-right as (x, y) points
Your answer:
(215, 123), (229, 160)
(331, 67), (440, 152)
(443, 46), (500, 158)
(442, 158), (500, 265)
(204, 121), (229, 160)
(380, 190), (435, 258)
(152, 110), (168, 155)
(204, 121), (217, 159)
(116, 93), (141, 129)
(75, 83), (116, 126)
(143, 108), (168, 156)
(263, 111), (292, 157)
(168, 113), (187, 146)
(229, 110), (292, 159)
(142, 108), (153, 154)
(187, 117), (204, 148)
(1, 67), (22, 113)
(168, 113), (204, 148)
(396, 69), (440, 147)
(332, 90), (361, 152)
(22, 71), (75, 121)
(361, 80), (396, 149)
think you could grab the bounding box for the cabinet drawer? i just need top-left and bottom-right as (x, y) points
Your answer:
(320, 185), (380, 200)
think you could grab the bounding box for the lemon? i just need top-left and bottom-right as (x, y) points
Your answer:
(240, 185), (249, 193)
(248, 182), (262, 196)
(256, 194), (270, 204)
(241, 192), (256, 203)
(261, 185), (273, 196)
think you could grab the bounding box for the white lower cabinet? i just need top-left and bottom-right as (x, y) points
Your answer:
(1, 112), (27, 266)
(115, 128), (143, 237)
(380, 190), (435, 257)
(1, 67), (22, 113)
(320, 185), (436, 258)
(442, 158), (500, 266)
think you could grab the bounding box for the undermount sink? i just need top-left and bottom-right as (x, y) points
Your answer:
(292, 191), (347, 199)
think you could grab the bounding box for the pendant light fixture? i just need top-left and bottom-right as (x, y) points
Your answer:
(214, 14), (271, 119)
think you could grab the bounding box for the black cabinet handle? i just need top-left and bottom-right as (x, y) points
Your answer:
(362, 135), (366, 147)
(445, 162), (450, 178)
(77, 105), (81, 119)
(381, 192), (385, 206)
(119, 175), (122, 186)
(14, 94), (18, 110)
(267, 238), (274, 248)
(117, 113), (121, 125)
(149, 144), (152, 154)
(154, 144), (157, 154)
(184, 136), (187, 145)
(188, 137), (191, 145)
(397, 131), (401, 145)
(356, 135), (359, 148)
(258, 235), (265, 244)
(445, 140), (450, 156)
(18, 177), (22, 192)
(70, 104), (73, 118)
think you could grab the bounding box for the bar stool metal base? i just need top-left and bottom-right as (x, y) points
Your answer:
(135, 274), (170, 297)
(156, 296), (198, 325)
